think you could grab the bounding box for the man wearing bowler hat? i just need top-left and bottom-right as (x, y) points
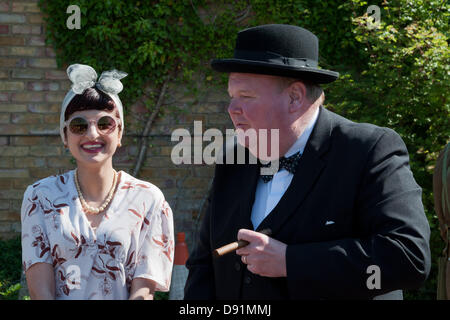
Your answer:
(184, 24), (431, 299)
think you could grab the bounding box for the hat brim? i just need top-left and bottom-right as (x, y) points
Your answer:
(211, 59), (339, 84)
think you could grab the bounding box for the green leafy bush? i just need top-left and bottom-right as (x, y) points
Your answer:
(0, 237), (22, 300)
(38, 0), (244, 109)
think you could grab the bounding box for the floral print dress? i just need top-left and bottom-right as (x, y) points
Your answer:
(21, 170), (174, 300)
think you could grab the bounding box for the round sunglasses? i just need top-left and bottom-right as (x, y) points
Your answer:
(64, 115), (120, 135)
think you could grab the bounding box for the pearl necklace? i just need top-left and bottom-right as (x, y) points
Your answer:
(74, 169), (117, 215)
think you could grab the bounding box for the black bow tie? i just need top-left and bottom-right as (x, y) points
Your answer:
(260, 151), (302, 183)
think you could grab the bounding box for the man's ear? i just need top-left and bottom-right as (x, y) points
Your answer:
(288, 82), (306, 113)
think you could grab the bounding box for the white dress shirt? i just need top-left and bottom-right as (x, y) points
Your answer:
(250, 107), (320, 229)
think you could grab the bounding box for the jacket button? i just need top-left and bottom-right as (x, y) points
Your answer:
(244, 276), (251, 284)
(234, 261), (241, 271)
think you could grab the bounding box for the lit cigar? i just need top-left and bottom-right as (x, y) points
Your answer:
(213, 228), (272, 257)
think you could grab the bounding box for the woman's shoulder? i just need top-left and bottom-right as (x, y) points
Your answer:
(118, 170), (165, 200)
(24, 170), (74, 197)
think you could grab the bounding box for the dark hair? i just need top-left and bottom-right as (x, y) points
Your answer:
(63, 87), (122, 136)
(64, 87), (117, 120)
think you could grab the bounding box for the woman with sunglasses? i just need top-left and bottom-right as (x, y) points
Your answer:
(20, 64), (174, 300)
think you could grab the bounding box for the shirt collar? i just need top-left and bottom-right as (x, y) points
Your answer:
(284, 106), (320, 157)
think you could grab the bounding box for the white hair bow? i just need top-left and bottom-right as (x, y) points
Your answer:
(60, 63), (127, 145)
(66, 64), (127, 95)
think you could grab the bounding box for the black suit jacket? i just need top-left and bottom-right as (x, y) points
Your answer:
(184, 106), (431, 300)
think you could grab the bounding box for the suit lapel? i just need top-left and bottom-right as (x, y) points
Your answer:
(256, 106), (333, 235)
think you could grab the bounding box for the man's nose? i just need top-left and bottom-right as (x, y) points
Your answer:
(227, 100), (242, 114)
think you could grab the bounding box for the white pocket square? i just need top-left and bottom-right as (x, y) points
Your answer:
(325, 220), (335, 225)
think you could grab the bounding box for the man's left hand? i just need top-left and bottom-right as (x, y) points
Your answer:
(236, 228), (287, 277)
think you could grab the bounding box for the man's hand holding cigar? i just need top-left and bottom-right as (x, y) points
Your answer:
(235, 229), (287, 278)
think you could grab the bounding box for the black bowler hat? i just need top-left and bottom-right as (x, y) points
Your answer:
(211, 24), (339, 84)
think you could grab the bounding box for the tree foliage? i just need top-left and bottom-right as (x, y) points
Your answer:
(0, 237), (22, 300)
(39, 0), (245, 108)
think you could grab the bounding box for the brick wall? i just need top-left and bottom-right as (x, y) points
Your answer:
(0, 0), (232, 248)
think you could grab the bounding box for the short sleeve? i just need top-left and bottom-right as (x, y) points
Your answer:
(133, 197), (174, 292)
(21, 185), (53, 271)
